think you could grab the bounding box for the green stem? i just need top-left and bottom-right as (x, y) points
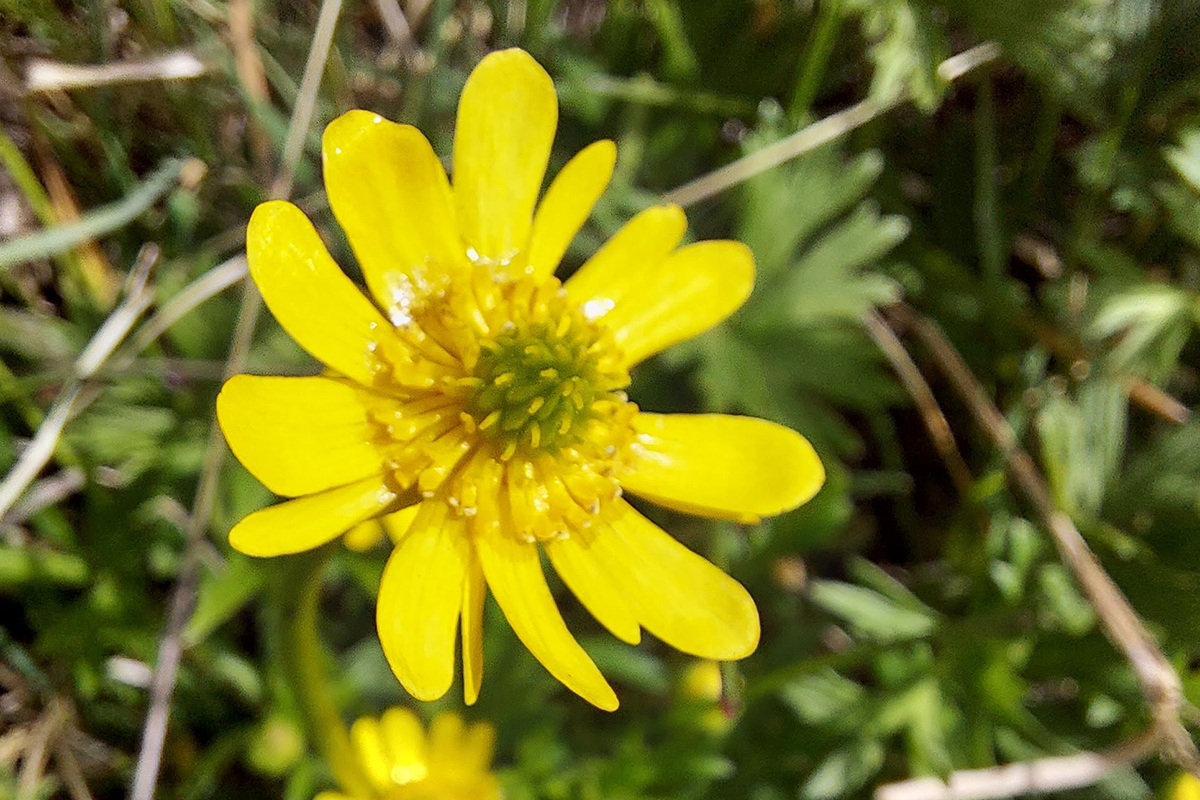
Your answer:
(1017, 92), (1062, 222)
(974, 78), (1004, 288)
(279, 547), (373, 798)
(789, 0), (843, 122)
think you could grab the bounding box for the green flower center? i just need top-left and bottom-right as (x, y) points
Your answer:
(466, 317), (618, 456)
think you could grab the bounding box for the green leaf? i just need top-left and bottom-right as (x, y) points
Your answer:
(799, 739), (885, 800)
(1166, 128), (1200, 193)
(748, 202), (906, 329)
(1086, 283), (1192, 381)
(845, 0), (949, 111)
(1036, 563), (1097, 635)
(1036, 379), (1127, 515)
(779, 668), (867, 728)
(808, 580), (939, 641)
(184, 555), (266, 647)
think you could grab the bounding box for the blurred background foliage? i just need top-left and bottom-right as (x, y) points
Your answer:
(3, 0), (1200, 798)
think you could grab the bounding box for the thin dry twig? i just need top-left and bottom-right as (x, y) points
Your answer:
(1, 468), (86, 529)
(228, 0), (272, 171)
(0, 251), (244, 533)
(17, 698), (67, 800)
(128, 2), (345, 797)
(1126, 380), (1189, 425)
(895, 307), (1197, 771)
(271, 0), (345, 199)
(0, 247), (158, 520)
(372, 0), (418, 54)
(24, 51), (207, 93)
(53, 739), (96, 800)
(864, 310), (973, 495)
(663, 42), (1000, 207)
(874, 726), (1162, 800)
(127, 255), (248, 354)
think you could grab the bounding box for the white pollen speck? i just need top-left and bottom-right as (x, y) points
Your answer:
(372, 114), (383, 123)
(386, 274), (417, 326)
(333, 147), (342, 155)
(583, 298), (615, 320)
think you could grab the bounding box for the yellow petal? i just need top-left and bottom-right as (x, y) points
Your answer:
(620, 413), (824, 522)
(525, 140), (617, 280)
(323, 111), (466, 316)
(314, 794), (354, 800)
(592, 500), (759, 660)
(1172, 775), (1200, 800)
(349, 716), (393, 793)
(461, 721), (497, 774)
(545, 535), (641, 644)
(376, 503), (468, 701)
(475, 529), (618, 710)
(425, 712), (465, 773)
(380, 504), (421, 545)
(604, 240), (755, 367)
(343, 520), (386, 551)
(217, 374), (382, 498)
(565, 204), (686, 311)
(246, 201), (395, 386)
(379, 707), (428, 784)
(461, 550), (486, 705)
(453, 49), (557, 265)
(229, 477), (397, 557)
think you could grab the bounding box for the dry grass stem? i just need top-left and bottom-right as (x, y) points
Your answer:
(129, 0), (347, 795)
(0, 246), (158, 520)
(24, 51), (207, 93)
(663, 43), (1000, 207)
(864, 310), (973, 495)
(897, 308), (1198, 773)
(874, 727), (1162, 800)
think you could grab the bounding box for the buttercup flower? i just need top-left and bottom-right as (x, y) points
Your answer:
(218, 48), (824, 709)
(316, 709), (499, 800)
(1172, 774), (1200, 800)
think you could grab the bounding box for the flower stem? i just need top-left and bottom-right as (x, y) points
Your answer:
(280, 546), (373, 798)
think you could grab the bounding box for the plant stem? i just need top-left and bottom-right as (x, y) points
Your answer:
(280, 547), (373, 798)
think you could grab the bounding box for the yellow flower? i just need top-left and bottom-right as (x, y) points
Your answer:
(678, 660), (732, 734)
(316, 709), (500, 800)
(218, 48), (824, 710)
(1172, 773), (1200, 800)
(679, 660), (724, 703)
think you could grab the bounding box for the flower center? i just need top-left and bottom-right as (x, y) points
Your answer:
(365, 267), (638, 540)
(464, 295), (627, 459)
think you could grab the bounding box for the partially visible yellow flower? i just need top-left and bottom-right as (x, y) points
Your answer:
(218, 48), (825, 710)
(678, 660), (730, 733)
(1171, 773), (1200, 800)
(679, 660), (724, 703)
(344, 508), (420, 552)
(317, 709), (499, 800)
